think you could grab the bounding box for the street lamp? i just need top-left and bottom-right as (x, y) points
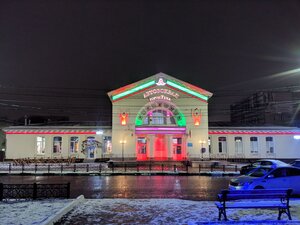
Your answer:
(120, 140), (126, 161)
(199, 140), (206, 161)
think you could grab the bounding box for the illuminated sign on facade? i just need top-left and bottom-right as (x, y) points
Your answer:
(149, 95), (171, 102)
(144, 89), (179, 99)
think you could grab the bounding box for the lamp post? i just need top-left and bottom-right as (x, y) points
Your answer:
(199, 140), (206, 161)
(120, 140), (126, 161)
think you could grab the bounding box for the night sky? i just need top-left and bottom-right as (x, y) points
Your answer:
(1, 0), (300, 124)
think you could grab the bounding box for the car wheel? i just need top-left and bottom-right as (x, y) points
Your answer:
(254, 186), (264, 189)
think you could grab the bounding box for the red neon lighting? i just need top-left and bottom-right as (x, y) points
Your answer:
(209, 131), (300, 135)
(119, 112), (128, 126)
(192, 108), (202, 126)
(6, 131), (96, 135)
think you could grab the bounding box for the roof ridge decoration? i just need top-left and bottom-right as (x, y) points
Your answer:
(107, 72), (213, 102)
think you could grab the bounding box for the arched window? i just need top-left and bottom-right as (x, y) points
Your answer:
(144, 109), (176, 125)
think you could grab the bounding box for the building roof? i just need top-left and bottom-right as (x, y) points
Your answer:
(3, 126), (111, 135)
(107, 72), (213, 102)
(209, 126), (300, 135)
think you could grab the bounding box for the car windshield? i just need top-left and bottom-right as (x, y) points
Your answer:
(247, 168), (271, 177)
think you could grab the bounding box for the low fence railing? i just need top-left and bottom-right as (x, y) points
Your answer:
(0, 163), (239, 174)
(0, 182), (70, 201)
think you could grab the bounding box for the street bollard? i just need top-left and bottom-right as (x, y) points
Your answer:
(74, 164), (76, 172)
(235, 165), (237, 172)
(8, 163), (11, 173)
(149, 163), (152, 172)
(99, 164), (102, 173)
(174, 165), (176, 172)
(86, 164), (89, 172)
(124, 164), (127, 172)
(48, 164), (50, 173)
(61, 165), (63, 173)
(211, 165), (213, 172)
(35, 164), (37, 173)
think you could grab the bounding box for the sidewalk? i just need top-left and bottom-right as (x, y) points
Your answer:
(1, 198), (299, 225)
(56, 198), (300, 225)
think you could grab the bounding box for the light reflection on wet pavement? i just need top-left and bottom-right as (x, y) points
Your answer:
(0, 175), (232, 200)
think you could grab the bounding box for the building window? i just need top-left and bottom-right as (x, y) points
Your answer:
(266, 136), (274, 154)
(70, 137), (79, 153)
(144, 109), (176, 125)
(218, 137), (227, 153)
(208, 137), (211, 154)
(53, 136), (62, 154)
(234, 137), (243, 154)
(36, 137), (45, 155)
(137, 137), (147, 154)
(104, 136), (112, 154)
(172, 137), (182, 154)
(250, 137), (258, 154)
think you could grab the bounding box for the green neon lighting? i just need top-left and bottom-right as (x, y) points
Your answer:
(112, 80), (156, 100)
(166, 80), (208, 101)
(177, 112), (186, 126)
(135, 116), (143, 126)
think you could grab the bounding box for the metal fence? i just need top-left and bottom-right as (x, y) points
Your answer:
(0, 163), (239, 174)
(0, 182), (70, 201)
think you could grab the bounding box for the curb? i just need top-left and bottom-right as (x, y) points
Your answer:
(41, 195), (85, 225)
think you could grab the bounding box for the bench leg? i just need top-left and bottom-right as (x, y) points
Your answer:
(218, 208), (228, 221)
(287, 207), (292, 220)
(278, 208), (292, 220)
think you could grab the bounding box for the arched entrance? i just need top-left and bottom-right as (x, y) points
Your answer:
(135, 101), (186, 161)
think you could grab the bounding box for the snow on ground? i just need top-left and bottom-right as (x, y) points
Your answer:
(56, 198), (300, 225)
(0, 198), (299, 225)
(0, 199), (72, 225)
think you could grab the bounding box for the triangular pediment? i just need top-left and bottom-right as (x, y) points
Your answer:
(107, 72), (213, 102)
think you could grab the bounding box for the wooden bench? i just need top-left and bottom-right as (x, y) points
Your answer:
(215, 189), (293, 221)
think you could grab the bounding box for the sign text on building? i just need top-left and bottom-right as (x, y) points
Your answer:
(143, 89), (179, 99)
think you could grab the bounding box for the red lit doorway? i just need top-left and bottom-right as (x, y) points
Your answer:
(154, 134), (168, 160)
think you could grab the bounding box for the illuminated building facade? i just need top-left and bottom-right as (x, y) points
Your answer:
(3, 73), (300, 161)
(107, 73), (213, 161)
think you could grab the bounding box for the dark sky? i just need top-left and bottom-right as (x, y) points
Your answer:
(1, 0), (300, 123)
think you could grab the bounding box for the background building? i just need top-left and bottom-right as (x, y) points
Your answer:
(230, 91), (300, 126)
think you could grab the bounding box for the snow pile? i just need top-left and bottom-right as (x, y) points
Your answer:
(0, 199), (71, 225)
(56, 198), (300, 225)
